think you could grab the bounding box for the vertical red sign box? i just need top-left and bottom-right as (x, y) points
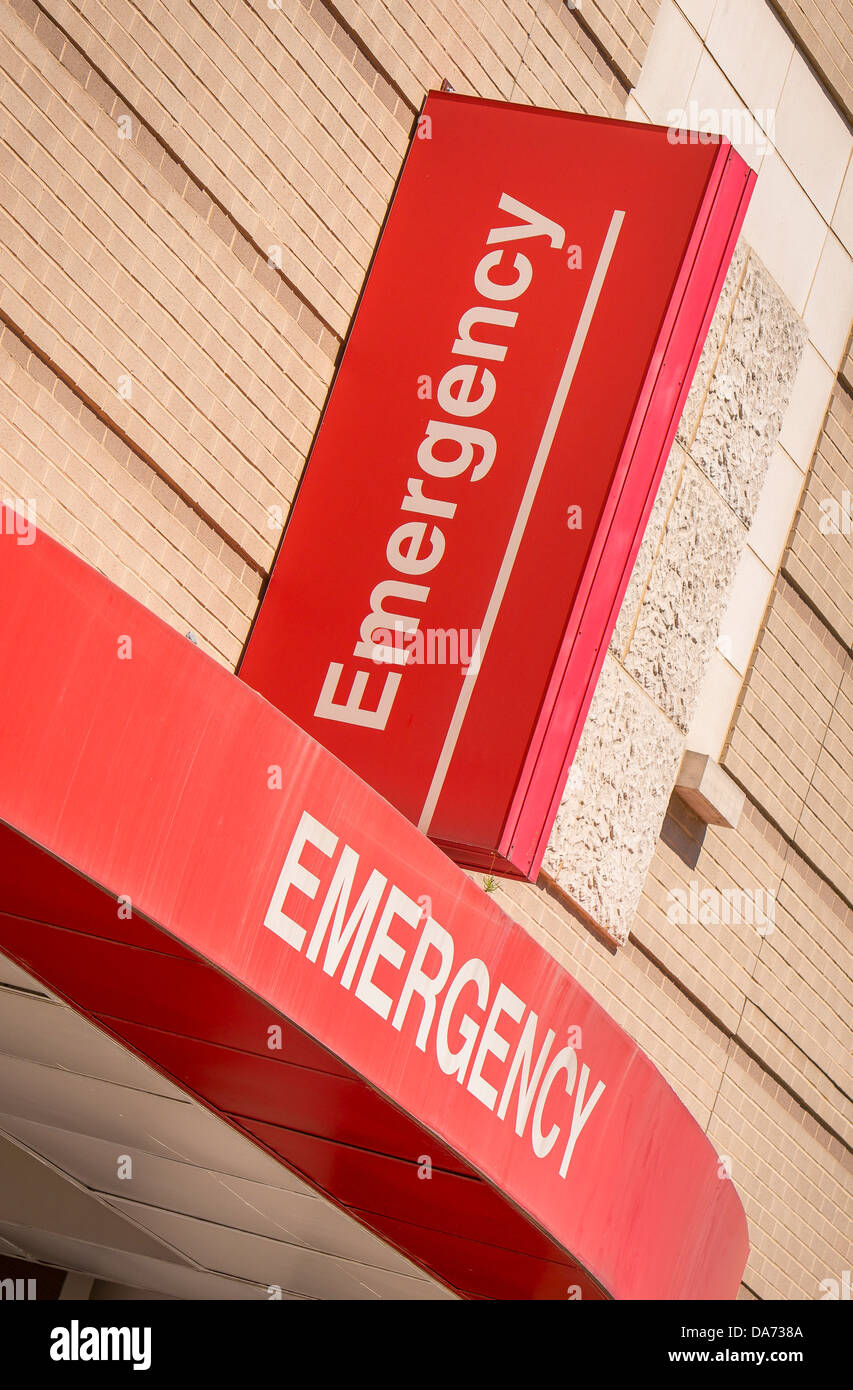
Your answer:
(240, 93), (754, 880)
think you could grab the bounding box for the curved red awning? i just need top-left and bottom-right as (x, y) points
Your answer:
(0, 510), (748, 1299)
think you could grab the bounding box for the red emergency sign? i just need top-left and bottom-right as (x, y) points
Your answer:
(240, 93), (754, 878)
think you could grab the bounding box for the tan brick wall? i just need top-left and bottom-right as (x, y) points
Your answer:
(572, 0), (661, 90)
(631, 787), (853, 1146)
(38, 0), (411, 338)
(797, 658), (853, 903)
(0, 0), (849, 1305)
(510, 0), (626, 114)
(0, 2), (335, 573)
(768, 0), (853, 123)
(0, 0), (638, 681)
(786, 384), (853, 651)
(0, 324), (259, 665)
(329, 0), (534, 106)
(493, 868), (853, 1299)
(723, 580), (847, 843)
(753, 852), (853, 1138)
(492, 874), (731, 1128)
(333, 0), (626, 113)
(738, 1001), (852, 1152)
(633, 797), (785, 1036)
(725, 381), (853, 902)
(708, 1046), (852, 1299)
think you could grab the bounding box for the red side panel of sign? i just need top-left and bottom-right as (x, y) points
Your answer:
(0, 514), (749, 1299)
(239, 93), (754, 879)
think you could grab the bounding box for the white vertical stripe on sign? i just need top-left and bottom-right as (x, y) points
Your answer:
(418, 209), (626, 835)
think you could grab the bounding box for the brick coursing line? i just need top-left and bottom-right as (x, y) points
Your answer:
(786, 383), (853, 655)
(303, 0), (417, 118)
(636, 791), (852, 1151)
(723, 577), (853, 911)
(0, 0), (849, 1301)
(33, 0), (413, 340)
(0, 0), (336, 572)
(496, 859), (852, 1298)
(329, 0), (628, 116)
(707, 333), (853, 926)
(708, 1044), (851, 1299)
(1, 0), (338, 583)
(638, 805), (853, 1299)
(329, 0), (532, 107)
(509, 7), (627, 116)
(0, 321), (260, 664)
(17, 0), (340, 355)
(547, 0), (661, 95)
(0, 307), (263, 574)
(767, 0), (853, 125)
(0, 0), (642, 623)
(2, 0), (643, 595)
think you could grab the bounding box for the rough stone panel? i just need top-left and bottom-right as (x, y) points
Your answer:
(611, 441), (685, 659)
(676, 241), (748, 450)
(542, 654), (684, 942)
(543, 233), (807, 945)
(689, 252), (808, 528)
(621, 460), (744, 732)
(785, 383), (853, 651)
(689, 252), (811, 528)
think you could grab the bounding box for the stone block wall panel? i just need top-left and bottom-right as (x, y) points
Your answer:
(611, 441), (685, 658)
(676, 241), (749, 450)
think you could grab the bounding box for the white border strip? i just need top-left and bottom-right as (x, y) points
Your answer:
(418, 209), (626, 835)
